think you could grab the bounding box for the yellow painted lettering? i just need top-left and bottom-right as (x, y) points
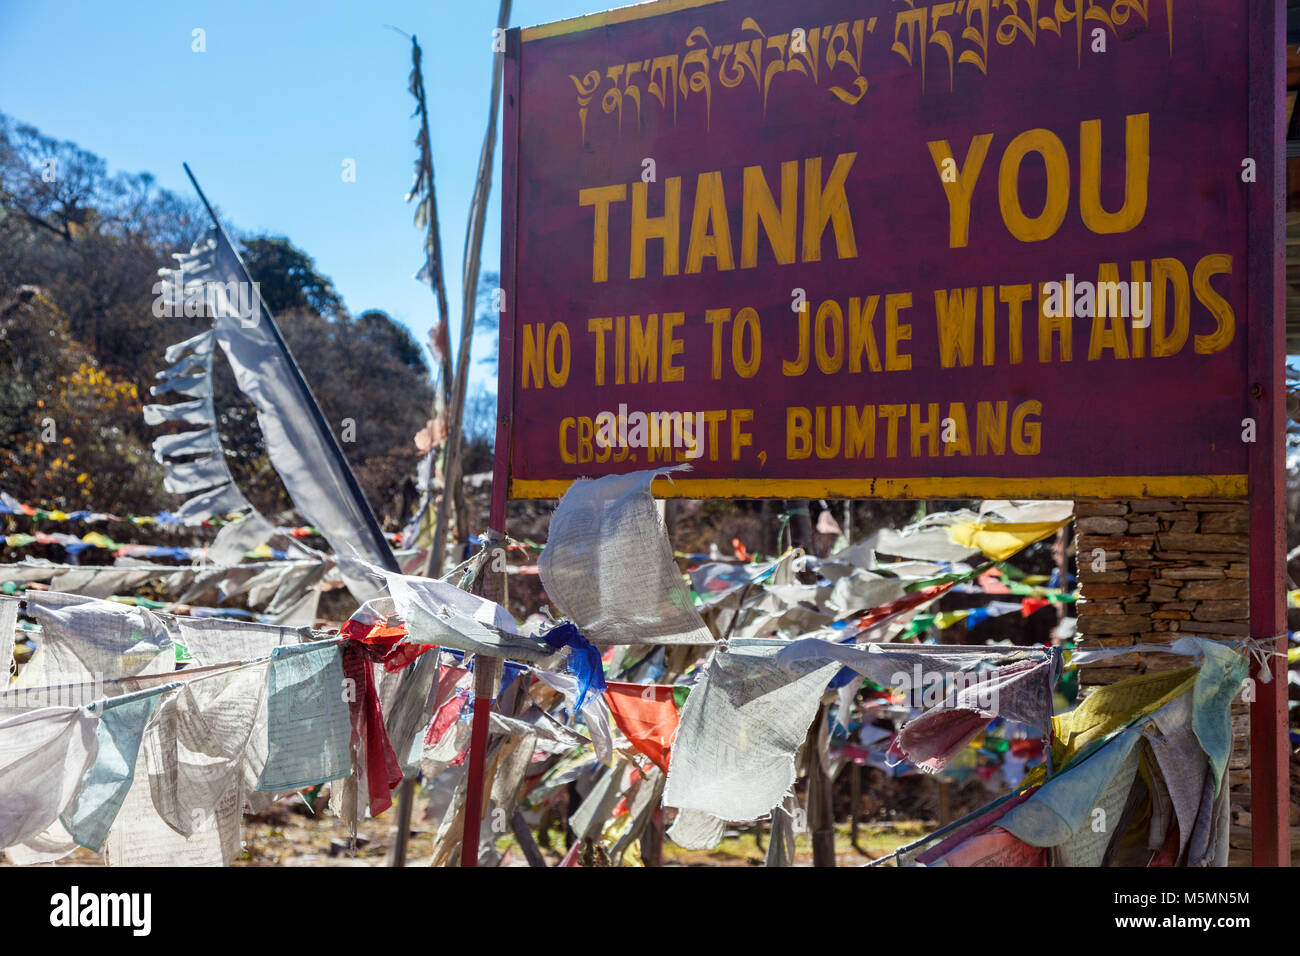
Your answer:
(686, 170), (735, 274)
(802, 153), (858, 262)
(1080, 113), (1149, 234)
(578, 184), (626, 283)
(927, 134), (993, 249)
(1192, 254), (1234, 354)
(885, 293), (912, 371)
(630, 178), (681, 278)
(741, 161), (798, 267)
(787, 406), (812, 459)
(998, 129), (1070, 242)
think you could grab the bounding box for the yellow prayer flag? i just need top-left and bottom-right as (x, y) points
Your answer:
(946, 520), (1069, 562)
(933, 610), (971, 630)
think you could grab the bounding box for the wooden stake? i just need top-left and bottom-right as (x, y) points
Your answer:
(510, 809), (548, 867)
(849, 762), (862, 853)
(805, 707), (836, 867)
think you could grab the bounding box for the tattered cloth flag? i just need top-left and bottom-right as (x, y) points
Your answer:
(62, 686), (170, 852)
(603, 682), (680, 773)
(150, 230), (395, 602)
(141, 665), (267, 838)
(368, 563), (556, 663)
(947, 519), (1070, 562)
(340, 643), (404, 817)
(255, 642), (353, 792)
(404, 36), (451, 366)
(207, 511), (277, 566)
(0, 598), (15, 682)
(0, 706), (99, 850)
(538, 621), (606, 711)
(145, 277), (252, 527)
(888, 656), (1054, 773)
(17, 593), (174, 689)
(539, 468), (714, 645)
(664, 639), (842, 821)
(875, 525), (981, 563)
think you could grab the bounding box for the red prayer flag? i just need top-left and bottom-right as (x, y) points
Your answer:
(425, 664), (471, 746)
(977, 568), (1012, 595)
(342, 643), (404, 817)
(852, 582), (954, 634)
(603, 682), (680, 773)
(1020, 597), (1051, 617)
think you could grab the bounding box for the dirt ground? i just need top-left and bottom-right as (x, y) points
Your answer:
(7, 792), (936, 867)
(2, 763), (993, 867)
(227, 800), (931, 867)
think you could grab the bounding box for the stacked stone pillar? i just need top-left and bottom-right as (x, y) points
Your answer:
(1074, 498), (1253, 866)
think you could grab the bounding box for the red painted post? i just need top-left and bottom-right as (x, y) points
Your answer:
(1246, 0), (1288, 868)
(459, 664), (496, 867)
(491, 26), (520, 536)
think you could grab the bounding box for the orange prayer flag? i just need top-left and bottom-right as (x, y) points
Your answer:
(603, 681), (680, 773)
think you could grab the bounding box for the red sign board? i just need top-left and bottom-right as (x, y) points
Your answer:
(498, 0), (1269, 500)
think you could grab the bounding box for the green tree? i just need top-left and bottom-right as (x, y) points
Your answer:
(0, 114), (433, 532)
(217, 244), (433, 527)
(472, 270), (501, 369)
(359, 309), (428, 375)
(0, 286), (160, 512)
(239, 237), (347, 319)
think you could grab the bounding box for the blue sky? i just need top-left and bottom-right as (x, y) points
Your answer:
(0, 0), (603, 394)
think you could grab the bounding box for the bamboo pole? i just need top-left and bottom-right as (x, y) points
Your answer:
(390, 31), (457, 866)
(407, 33), (456, 580)
(432, 0), (511, 588)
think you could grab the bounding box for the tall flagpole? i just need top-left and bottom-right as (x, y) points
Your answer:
(389, 30), (457, 867)
(181, 163), (400, 576)
(403, 33), (457, 578)
(432, 0), (511, 589)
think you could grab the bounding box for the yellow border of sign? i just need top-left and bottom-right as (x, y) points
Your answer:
(522, 0), (732, 41)
(512, 475), (1248, 500)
